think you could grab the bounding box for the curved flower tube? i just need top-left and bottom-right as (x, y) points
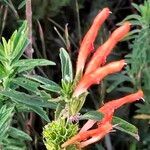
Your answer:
(85, 22), (131, 74)
(74, 60), (125, 97)
(80, 122), (113, 148)
(80, 90), (143, 133)
(62, 90), (144, 148)
(61, 5), (143, 149)
(61, 117), (113, 148)
(99, 89), (143, 112)
(76, 8), (110, 75)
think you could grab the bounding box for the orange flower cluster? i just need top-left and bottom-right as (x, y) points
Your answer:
(62, 90), (143, 148)
(61, 8), (144, 148)
(73, 7), (130, 97)
(74, 60), (125, 97)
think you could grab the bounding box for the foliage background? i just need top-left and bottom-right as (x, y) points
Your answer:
(0, 0), (149, 150)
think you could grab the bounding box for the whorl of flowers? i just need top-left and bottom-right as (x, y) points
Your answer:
(61, 7), (144, 149)
(43, 7), (144, 150)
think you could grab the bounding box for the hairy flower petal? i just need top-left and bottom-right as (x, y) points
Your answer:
(62, 122), (113, 148)
(79, 120), (97, 133)
(85, 22), (130, 74)
(62, 90), (144, 148)
(74, 60), (125, 97)
(99, 89), (143, 113)
(80, 122), (113, 148)
(80, 90), (143, 132)
(76, 8), (110, 75)
(61, 129), (98, 148)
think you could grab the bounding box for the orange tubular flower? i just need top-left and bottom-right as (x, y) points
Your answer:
(76, 8), (110, 75)
(61, 128), (99, 148)
(99, 89), (143, 113)
(62, 90), (144, 148)
(73, 60), (125, 97)
(80, 122), (113, 148)
(62, 117), (113, 148)
(80, 90), (144, 133)
(63, 5), (143, 149)
(85, 22), (130, 74)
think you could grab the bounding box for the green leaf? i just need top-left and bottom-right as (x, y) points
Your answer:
(2, 37), (8, 55)
(136, 103), (150, 114)
(11, 22), (29, 63)
(59, 48), (73, 81)
(54, 102), (65, 120)
(40, 84), (61, 93)
(131, 3), (141, 12)
(25, 75), (61, 93)
(0, 90), (57, 109)
(106, 73), (132, 82)
(122, 29), (140, 41)
(3, 145), (26, 150)
(2, 137), (26, 150)
(0, 105), (14, 129)
(8, 127), (32, 141)
(13, 59), (55, 73)
(112, 116), (139, 140)
(122, 14), (142, 22)
(80, 111), (103, 121)
(107, 78), (131, 93)
(29, 105), (50, 122)
(0, 105), (14, 141)
(18, 0), (26, 9)
(0, 43), (5, 56)
(0, 63), (6, 79)
(70, 92), (88, 115)
(12, 77), (40, 93)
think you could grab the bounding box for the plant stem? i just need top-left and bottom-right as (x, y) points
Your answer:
(75, 0), (81, 42)
(104, 134), (113, 150)
(25, 0), (33, 58)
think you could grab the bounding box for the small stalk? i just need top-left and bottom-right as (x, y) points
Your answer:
(75, 0), (81, 42)
(25, 0), (33, 58)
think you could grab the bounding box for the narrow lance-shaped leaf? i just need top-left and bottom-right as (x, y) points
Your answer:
(13, 59), (55, 73)
(0, 105), (14, 129)
(11, 21), (29, 63)
(131, 3), (141, 12)
(112, 116), (139, 140)
(121, 14), (142, 23)
(54, 102), (65, 120)
(11, 39), (29, 64)
(0, 105), (14, 140)
(70, 92), (88, 115)
(18, 0), (26, 9)
(8, 127), (32, 141)
(106, 75), (132, 93)
(0, 90), (57, 109)
(2, 38), (8, 56)
(0, 64), (6, 79)
(80, 111), (103, 121)
(27, 105), (50, 122)
(12, 77), (40, 93)
(25, 75), (61, 93)
(59, 48), (73, 82)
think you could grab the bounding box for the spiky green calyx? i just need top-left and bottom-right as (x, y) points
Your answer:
(43, 119), (78, 150)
